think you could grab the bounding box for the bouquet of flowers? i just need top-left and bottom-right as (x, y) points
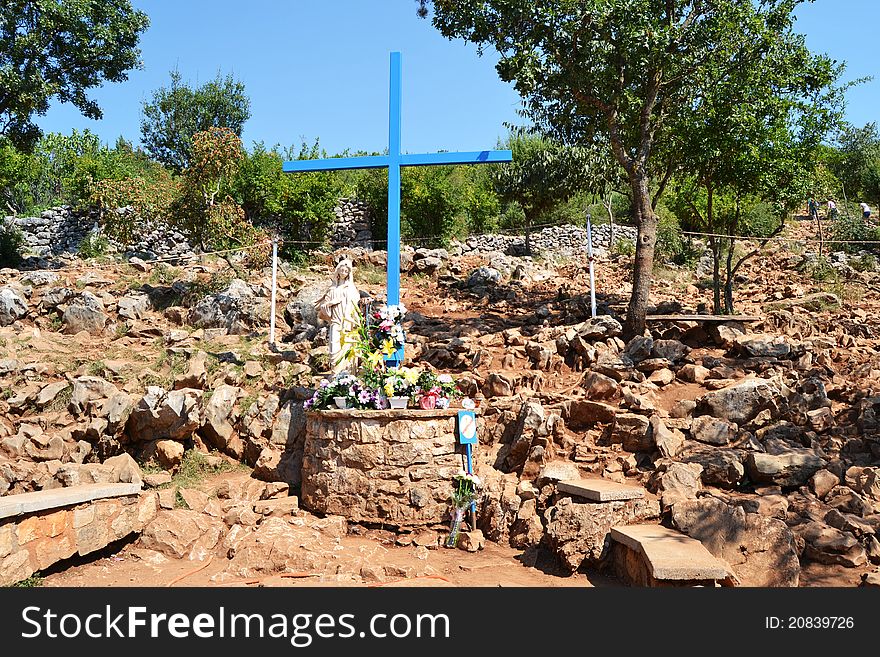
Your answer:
(446, 470), (482, 547)
(414, 370), (460, 409)
(371, 302), (407, 358)
(303, 372), (390, 410)
(382, 366), (419, 399)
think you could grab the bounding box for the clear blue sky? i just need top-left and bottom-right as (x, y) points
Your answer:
(35, 0), (880, 155)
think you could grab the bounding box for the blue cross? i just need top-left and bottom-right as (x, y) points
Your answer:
(283, 52), (512, 364)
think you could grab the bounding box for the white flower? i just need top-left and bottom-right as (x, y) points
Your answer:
(438, 374), (453, 384)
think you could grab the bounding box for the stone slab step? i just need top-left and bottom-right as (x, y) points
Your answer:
(557, 478), (646, 502)
(0, 483), (142, 520)
(610, 524), (729, 581)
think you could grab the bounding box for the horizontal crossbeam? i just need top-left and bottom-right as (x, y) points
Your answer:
(400, 150), (512, 167)
(282, 149), (512, 173)
(282, 155), (390, 172)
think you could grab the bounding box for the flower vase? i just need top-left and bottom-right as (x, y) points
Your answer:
(333, 396), (348, 409)
(445, 507), (465, 548)
(389, 396), (409, 409)
(419, 394), (437, 410)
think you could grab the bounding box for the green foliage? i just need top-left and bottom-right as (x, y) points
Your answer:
(492, 131), (597, 247)
(356, 160), (497, 247)
(833, 123), (880, 207)
(235, 140), (343, 257)
(91, 164), (179, 245)
(169, 450), (239, 489)
(78, 232), (110, 260)
(0, 1), (149, 150)
(830, 211), (878, 254)
(611, 239), (635, 258)
(11, 574), (44, 588)
(171, 127), (269, 267)
(0, 220), (24, 267)
(141, 70), (251, 172)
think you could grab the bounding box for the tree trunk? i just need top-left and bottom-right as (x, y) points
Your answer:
(622, 172), (657, 339)
(710, 236), (722, 314)
(724, 237), (735, 314)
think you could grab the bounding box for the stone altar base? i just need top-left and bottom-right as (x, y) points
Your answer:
(302, 409), (466, 528)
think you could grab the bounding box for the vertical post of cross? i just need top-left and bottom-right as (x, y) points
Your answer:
(386, 51), (404, 366)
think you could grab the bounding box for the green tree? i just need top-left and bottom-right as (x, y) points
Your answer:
(834, 123), (880, 209)
(141, 70), (251, 172)
(0, 0), (148, 150)
(421, 0), (843, 337)
(492, 131), (595, 254)
(235, 140), (343, 255)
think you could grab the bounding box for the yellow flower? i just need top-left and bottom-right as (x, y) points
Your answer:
(402, 367), (419, 384)
(384, 382), (395, 397)
(366, 351), (383, 369)
(381, 339), (396, 356)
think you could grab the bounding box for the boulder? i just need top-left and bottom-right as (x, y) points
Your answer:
(155, 440), (184, 470)
(623, 336), (653, 363)
(126, 386), (201, 442)
(580, 371), (620, 400)
(736, 333), (793, 358)
(117, 292), (150, 321)
(544, 496), (661, 572)
(577, 316), (623, 341)
(697, 378), (779, 425)
(103, 453), (143, 485)
(650, 415), (685, 459)
(611, 413), (652, 452)
(651, 339), (690, 362)
(199, 384), (242, 457)
(251, 399), (306, 488)
(283, 283), (325, 328)
(682, 446), (746, 488)
(0, 287), (27, 326)
(794, 521), (868, 567)
(40, 287), (74, 309)
(746, 450), (827, 488)
(810, 469), (840, 500)
(467, 266), (501, 288)
(649, 461), (703, 508)
(139, 510), (224, 560)
(62, 291), (107, 334)
(173, 351), (208, 390)
(678, 364), (710, 383)
(690, 415), (737, 446)
(187, 279), (269, 334)
(671, 497), (800, 586)
(69, 376), (120, 416)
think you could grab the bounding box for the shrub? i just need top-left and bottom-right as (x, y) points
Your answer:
(77, 232), (109, 259)
(0, 221), (25, 266)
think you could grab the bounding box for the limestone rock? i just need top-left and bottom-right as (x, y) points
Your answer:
(62, 291), (107, 334)
(810, 469), (840, 500)
(467, 266), (501, 288)
(199, 384), (241, 457)
(612, 413), (652, 452)
(187, 279), (269, 334)
(155, 439), (184, 469)
(650, 415), (685, 459)
(734, 333), (792, 358)
(139, 510), (224, 560)
(103, 453), (143, 485)
(746, 450), (827, 488)
(126, 386), (201, 442)
(794, 521), (868, 567)
(682, 446), (746, 488)
(649, 461), (703, 508)
(652, 339), (690, 362)
(671, 497), (800, 586)
(117, 292), (150, 320)
(690, 415), (737, 446)
(0, 287), (27, 326)
(544, 496), (660, 572)
(577, 316), (623, 341)
(581, 371), (620, 400)
(697, 378), (780, 425)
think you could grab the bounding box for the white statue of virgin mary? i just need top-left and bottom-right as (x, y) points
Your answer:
(316, 257), (361, 374)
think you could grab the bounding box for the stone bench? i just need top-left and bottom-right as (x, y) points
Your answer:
(610, 524), (730, 587)
(0, 483), (155, 586)
(557, 478), (646, 502)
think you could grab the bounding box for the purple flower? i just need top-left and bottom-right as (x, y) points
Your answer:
(358, 389), (372, 404)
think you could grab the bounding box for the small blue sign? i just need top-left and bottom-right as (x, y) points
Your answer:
(457, 410), (477, 445)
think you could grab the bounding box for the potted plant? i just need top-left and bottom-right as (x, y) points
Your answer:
(382, 367), (417, 409)
(415, 370), (460, 409)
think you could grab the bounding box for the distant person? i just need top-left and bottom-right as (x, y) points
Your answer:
(827, 198), (838, 220)
(808, 197), (819, 221)
(860, 201), (871, 219)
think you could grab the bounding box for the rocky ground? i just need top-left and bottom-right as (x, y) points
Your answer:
(2, 215), (879, 588)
